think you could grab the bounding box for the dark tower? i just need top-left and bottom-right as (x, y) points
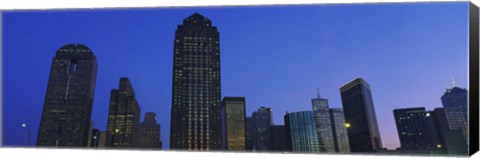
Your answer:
(393, 107), (434, 150)
(36, 44), (98, 147)
(340, 78), (382, 152)
(138, 112), (162, 149)
(105, 78), (141, 148)
(221, 97), (246, 150)
(170, 13), (221, 150)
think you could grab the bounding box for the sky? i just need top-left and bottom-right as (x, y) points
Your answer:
(2, 2), (469, 150)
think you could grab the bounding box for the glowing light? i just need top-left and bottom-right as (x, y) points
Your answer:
(22, 123), (26, 127)
(345, 123), (351, 128)
(437, 144), (442, 148)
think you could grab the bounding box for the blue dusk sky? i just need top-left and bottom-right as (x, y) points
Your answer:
(2, 2), (469, 149)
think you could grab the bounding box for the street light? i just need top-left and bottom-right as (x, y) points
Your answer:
(22, 123), (31, 146)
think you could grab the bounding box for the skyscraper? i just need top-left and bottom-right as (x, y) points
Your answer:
(105, 78), (141, 148)
(285, 111), (321, 153)
(252, 106), (273, 151)
(170, 13), (222, 150)
(37, 44), (98, 147)
(393, 107), (434, 150)
(340, 78), (382, 152)
(329, 108), (350, 153)
(138, 112), (162, 149)
(427, 108), (467, 155)
(441, 84), (468, 137)
(221, 97), (246, 150)
(311, 94), (334, 152)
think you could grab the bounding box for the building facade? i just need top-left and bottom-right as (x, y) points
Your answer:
(393, 107), (434, 150)
(269, 125), (288, 152)
(252, 106), (273, 151)
(90, 129), (101, 148)
(169, 13), (222, 150)
(441, 86), (468, 140)
(285, 111), (321, 153)
(138, 112), (162, 149)
(340, 78), (382, 152)
(105, 78), (141, 148)
(329, 108), (350, 153)
(311, 96), (334, 152)
(36, 44), (98, 147)
(221, 97), (246, 150)
(245, 117), (254, 151)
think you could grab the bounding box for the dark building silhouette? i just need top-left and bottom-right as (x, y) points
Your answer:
(169, 13), (222, 150)
(36, 44), (98, 147)
(105, 78), (141, 148)
(90, 129), (101, 148)
(138, 112), (162, 149)
(269, 125), (288, 152)
(252, 106), (273, 151)
(245, 117), (254, 151)
(393, 107), (434, 150)
(285, 111), (321, 153)
(340, 78), (382, 152)
(427, 108), (467, 155)
(221, 97), (246, 150)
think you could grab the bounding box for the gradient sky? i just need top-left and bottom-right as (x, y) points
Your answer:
(2, 2), (469, 149)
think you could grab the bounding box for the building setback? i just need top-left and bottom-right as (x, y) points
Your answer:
(138, 112), (162, 149)
(393, 107), (434, 150)
(170, 13), (222, 150)
(285, 111), (321, 153)
(340, 78), (382, 152)
(221, 97), (246, 150)
(252, 106), (273, 151)
(36, 44), (98, 147)
(105, 78), (141, 148)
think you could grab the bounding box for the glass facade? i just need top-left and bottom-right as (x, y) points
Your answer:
(311, 97), (334, 152)
(329, 108), (350, 153)
(170, 13), (222, 150)
(105, 78), (141, 148)
(441, 86), (468, 141)
(340, 78), (382, 152)
(285, 111), (321, 153)
(221, 97), (246, 150)
(37, 44), (98, 147)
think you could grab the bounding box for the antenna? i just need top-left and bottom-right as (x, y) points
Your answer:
(316, 88), (320, 99)
(451, 78), (457, 87)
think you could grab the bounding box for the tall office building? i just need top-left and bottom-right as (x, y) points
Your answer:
(105, 78), (141, 148)
(221, 97), (246, 150)
(269, 125), (288, 152)
(441, 84), (468, 138)
(252, 106), (273, 151)
(340, 78), (382, 152)
(285, 111), (321, 153)
(37, 44), (98, 147)
(393, 107), (434, 150)
(245, 117), (254, 151)
(170, 13), (222, 150)
(311, 94), (334, 152)
(329, 108), (350, 153)
(138, 112), (162, 149)
(427, 108), (467, 155)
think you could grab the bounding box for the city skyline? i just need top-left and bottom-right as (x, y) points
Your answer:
(2, 2), (469, 150)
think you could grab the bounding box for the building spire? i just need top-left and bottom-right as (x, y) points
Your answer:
(451, 78), (457, 88)
(316, 88), (320, 99)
